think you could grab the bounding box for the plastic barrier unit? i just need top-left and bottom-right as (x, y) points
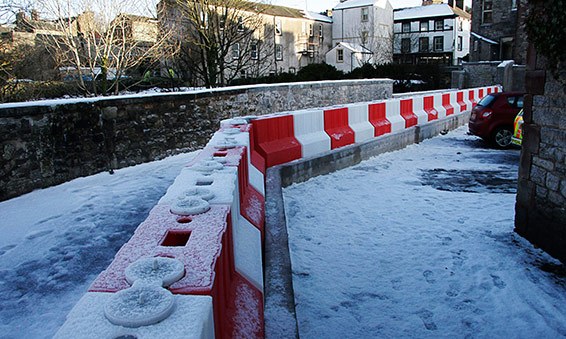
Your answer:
(323, 107), (356, 149)
(423, 95), (438, 121)
(292, 109), (332, 158)
(400, 98), (418, 128)
(347, 103), (374, 143)
(59, 85), (503, 339)
(368, 102), (392, 136)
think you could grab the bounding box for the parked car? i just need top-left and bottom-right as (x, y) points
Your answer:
(468, 91), (524, 148)
(511, 109), (524, 146)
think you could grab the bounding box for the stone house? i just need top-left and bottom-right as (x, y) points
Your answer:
(393, 1), (471, 65)
(330, 0), (394, 65)
(470, 0), (527, 63)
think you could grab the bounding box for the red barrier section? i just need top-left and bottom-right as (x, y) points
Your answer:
(400, 99), (418, 128)
(241, 185), (265, 237)
(368, 102), (391, 136)
(487, 87), (492, 94)
(456, 91), (467, 113)
(188, 145), (246, 168)
(479, 88), (485, 100)
(225, 272), (264, 338)
(249, 115), (302, 174)
(423, 96), (438, 121)
(442, 93), (454, 116)
(323, 107), (355, 149)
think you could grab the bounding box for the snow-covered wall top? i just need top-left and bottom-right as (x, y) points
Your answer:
(0, 79), (393, 201)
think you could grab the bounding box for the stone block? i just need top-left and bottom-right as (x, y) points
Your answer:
(530, 164), (547, 185)
(532, 156), (554, 171)
(546, 173), (560, 191)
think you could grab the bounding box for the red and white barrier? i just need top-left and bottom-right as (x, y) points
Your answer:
(58, 85), (501, 339)
(292, 108), (331, 158)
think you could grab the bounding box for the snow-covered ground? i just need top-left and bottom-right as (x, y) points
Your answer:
(284, 127), (566, 338)
(0, 152), (197, 339)
(1, 126), (564, 339)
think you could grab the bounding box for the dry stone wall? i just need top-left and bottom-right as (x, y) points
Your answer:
(0, 79), (393, 201)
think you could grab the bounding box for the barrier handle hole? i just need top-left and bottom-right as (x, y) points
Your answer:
(161, 230), (191, 247)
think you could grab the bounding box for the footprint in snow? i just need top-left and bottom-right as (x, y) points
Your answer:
(491, 274), (507, 289)
(423, 270), (436, 283)
(25, 229), (53, 240)
(416, 309), (438, 331)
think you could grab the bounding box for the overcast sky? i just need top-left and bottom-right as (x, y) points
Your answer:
(271, 0), (471, 13)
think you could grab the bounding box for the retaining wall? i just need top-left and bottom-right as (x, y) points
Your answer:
(55, 85), (500, 338)
(0, 79), (392, 202)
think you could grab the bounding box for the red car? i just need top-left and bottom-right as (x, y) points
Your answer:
(468, 91), (524, 148)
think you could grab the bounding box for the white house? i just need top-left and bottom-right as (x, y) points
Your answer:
(393, 3), (471, 65)
(326, 42), (373, 72)
(330, 0), (394, 66)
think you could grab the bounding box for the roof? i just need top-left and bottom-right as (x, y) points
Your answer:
(471, 32), (497, 45)
(261, 3), (332, 22)
(334, 0), (391, 10)
(394, 4), (470, 21)
(335, 42), (372, 53)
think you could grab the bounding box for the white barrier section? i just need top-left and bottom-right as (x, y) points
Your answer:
(449, 92), (460, 115)
(233, 215), (264, 291)
(462, 90), (473, 112)
(292, 109), (331, 158)
(434, 93), (447, 119)
(55, 293), (215, 339)
(412, 96), (429, 125)
(384, 99), (406, 132)
(347, 103), (374, 143)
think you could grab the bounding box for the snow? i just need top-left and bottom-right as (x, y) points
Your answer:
(284, 127), (566, 338)
(0, 151), (198, 338)
(394, 4), (455, 20)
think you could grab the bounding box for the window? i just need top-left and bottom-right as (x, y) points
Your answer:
(435, 20), (444, 31)
(420, 21), (429, 32)
(361, 7), (369, 22)
(232, 43), (240, 59)
(275, 19), (282, 35)
(337, 49), (344, 62)
(458, 19), (463, 31)
(402, 22), (410, 33)
(319, 24), (323, 38)
(309, 23), (313, 37)
(511, 0), (517, 10)
(237, 17), (244, 31)
(435, 37), (445, 51)
(419, 37), (429, 52)
(275, 44), (283, 60)
(251, 42), (258, 60)
(482, 0), (493, 24)
(474, 40), (479, 52)
(401, 38), (411, 53)
(302, 22), (307, 36)
(289, 67), (296, 74)
(240, 70), (246, 78)
(457, 36), (463, 51)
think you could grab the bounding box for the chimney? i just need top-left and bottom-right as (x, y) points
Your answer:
(16, 11), (27, 23)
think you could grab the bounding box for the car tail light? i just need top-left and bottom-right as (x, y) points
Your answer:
(481, 109), (493, 119)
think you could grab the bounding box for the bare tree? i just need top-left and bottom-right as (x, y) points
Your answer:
(35, 0), (179, 95)
(160, 0), (274, 88)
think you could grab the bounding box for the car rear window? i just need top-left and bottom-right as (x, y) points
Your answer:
(477, 94), (496, 107)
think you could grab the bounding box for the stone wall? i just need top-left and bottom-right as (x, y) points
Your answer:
(457, 61), (525, 91)
(0, 79), (393, 201)
(515, 45), (566, 263)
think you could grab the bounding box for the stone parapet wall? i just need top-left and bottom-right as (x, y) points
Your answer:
(0, 79), (393, 201)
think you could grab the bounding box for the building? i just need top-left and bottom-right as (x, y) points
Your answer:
(330, 0), (394, 65)
(158, 0), (333, 85)
(326, 42), (373, 72)
(393, 1), (471, 65)
(470, 0), (527, 63)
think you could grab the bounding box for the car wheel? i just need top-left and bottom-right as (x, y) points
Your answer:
(492, 126), (513, 148)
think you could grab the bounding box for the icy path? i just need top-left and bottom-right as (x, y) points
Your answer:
(284, 127), (566, 338)
(0, 152), (197, 339)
